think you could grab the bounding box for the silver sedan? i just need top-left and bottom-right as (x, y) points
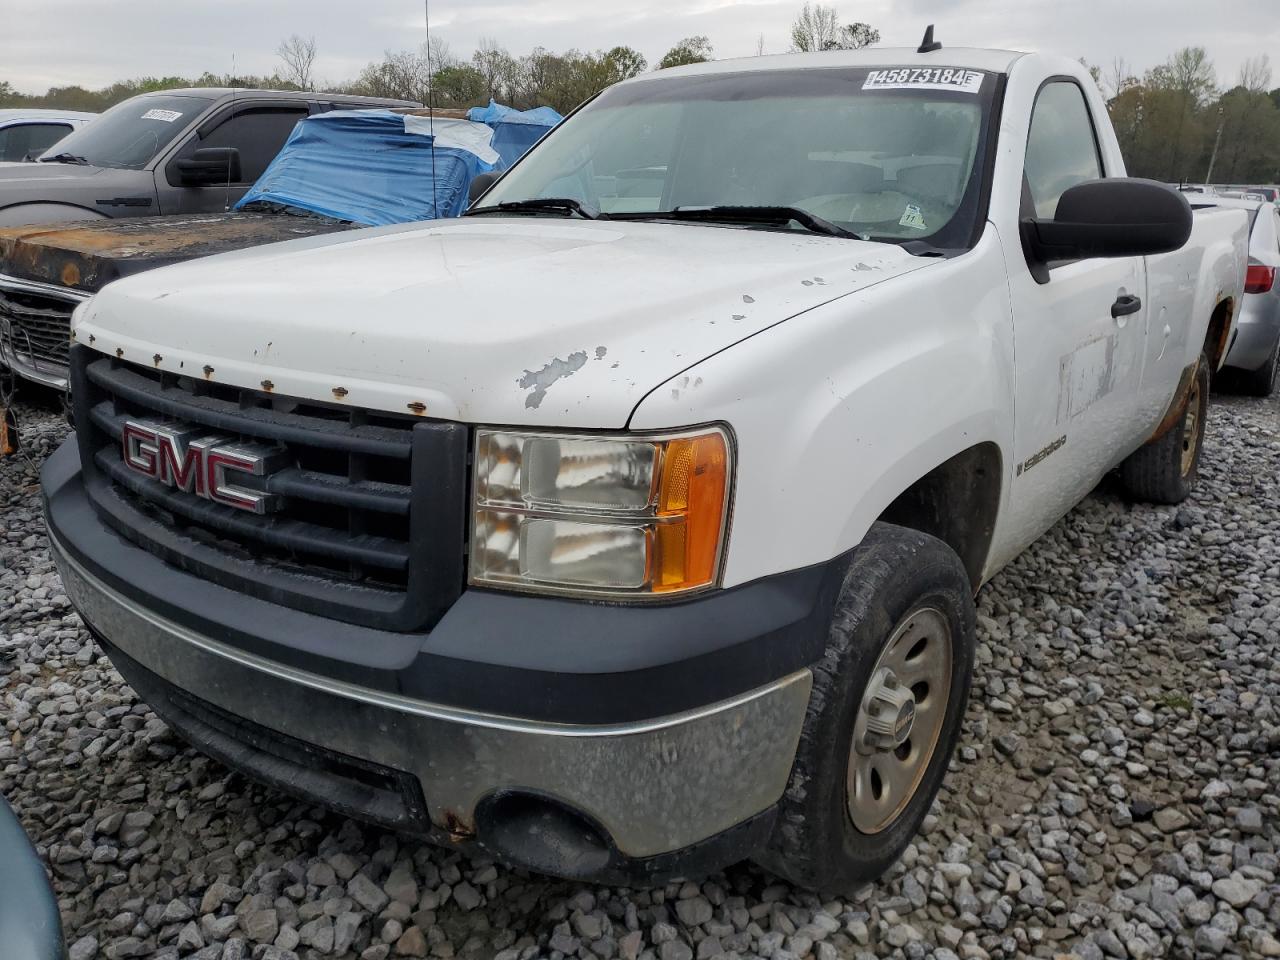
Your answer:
(1197, 196), (1280, 395)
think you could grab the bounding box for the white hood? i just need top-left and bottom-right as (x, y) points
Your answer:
(75, 217), (933, 427)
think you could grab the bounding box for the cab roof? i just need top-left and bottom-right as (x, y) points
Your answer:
(627, 46), (1028, 83)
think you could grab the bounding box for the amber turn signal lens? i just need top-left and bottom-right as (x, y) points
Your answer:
(652, 432), (729, 592)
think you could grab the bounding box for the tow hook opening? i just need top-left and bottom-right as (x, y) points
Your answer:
(474, 791), (613, 881)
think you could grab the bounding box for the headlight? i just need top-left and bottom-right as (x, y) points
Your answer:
(470, 426), (732, 598)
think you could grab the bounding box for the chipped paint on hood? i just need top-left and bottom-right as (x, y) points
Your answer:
(75, 216), (936, 429)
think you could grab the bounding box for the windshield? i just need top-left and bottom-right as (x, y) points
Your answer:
(477, 66), (998, 248)
(39, 94), (211, 170)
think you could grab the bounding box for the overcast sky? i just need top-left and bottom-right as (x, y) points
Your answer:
(4, 0), (1278, 95)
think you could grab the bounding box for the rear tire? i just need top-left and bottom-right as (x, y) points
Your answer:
(755, 523), (975, 893)
(1118, 353), (1210, 504)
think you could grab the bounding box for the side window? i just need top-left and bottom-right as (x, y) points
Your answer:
(1024, 82), (1103, 219)
(0, 123), (72, 162)
(171, 107), (308, 185)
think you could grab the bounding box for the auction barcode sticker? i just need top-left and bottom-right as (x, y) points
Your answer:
(141, 108), (183, 122)
(863, 68), (985, 93)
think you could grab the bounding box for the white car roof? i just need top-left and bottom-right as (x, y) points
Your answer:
(625, 46), (1029, 84)
(0, 108), (98, 124)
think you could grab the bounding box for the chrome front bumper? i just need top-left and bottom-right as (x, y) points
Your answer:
(51, 532), (812, 861)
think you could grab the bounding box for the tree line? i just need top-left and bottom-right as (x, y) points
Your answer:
(4, 8), (1279, 184)
(1096, 49), (1280, 185)
(0, 3), (874, 116)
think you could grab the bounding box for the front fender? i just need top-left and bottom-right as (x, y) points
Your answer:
(0, 202), (109, 227)
(629, 232), (1016, 589)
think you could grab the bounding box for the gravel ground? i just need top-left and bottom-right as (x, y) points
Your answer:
(2, 387), (1277, 960)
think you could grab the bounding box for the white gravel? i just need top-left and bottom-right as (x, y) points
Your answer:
(2, 386), (1277, 960)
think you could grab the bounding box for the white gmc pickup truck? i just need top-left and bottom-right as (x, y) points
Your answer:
(43, 44), (1247, 890)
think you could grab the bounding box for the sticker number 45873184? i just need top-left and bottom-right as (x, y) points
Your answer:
(863, 68), (985, 94)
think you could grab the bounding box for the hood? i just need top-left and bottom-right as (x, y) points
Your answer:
(76, 217), (935, 428)
(0, 161), (105, 184)
(0, 211), (352, 293)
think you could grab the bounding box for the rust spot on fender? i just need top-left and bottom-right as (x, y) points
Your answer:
(60, 261), (80, 287)
(332, 386), (349, 399)
(152, 353), (162, 366)
(406, 401), (427, 415)
(115, 347), (123, 358)
(87, 334), (95, 344)
(202, 364), (214, 378)
(261, 379), (274, 392)
(1147, 360), (1199, 443)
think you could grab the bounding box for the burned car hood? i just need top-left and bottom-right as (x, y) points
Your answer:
(0, 212), (354, 293)
(75, 216), (935, 429)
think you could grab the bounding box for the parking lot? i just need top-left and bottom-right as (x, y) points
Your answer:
(2, 388), (1276, 960)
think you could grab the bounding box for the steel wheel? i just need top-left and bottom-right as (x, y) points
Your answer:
(1180, 377), (1203, 477)
(847, 607), (953, 834)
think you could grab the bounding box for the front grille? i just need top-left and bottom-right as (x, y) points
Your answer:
(0, 282), (82, 378)
(71, 346), (469, 631)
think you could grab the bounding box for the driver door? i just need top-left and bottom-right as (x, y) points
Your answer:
(1001, 80), (1150, 543)
(156, 104), (309, 215)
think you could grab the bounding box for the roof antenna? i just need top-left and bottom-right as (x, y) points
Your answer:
(917, 25), (942, 54)
(424, 0), (438, 218)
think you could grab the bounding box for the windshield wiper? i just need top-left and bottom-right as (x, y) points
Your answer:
(467, 198), (606, 220)
(615, 205), (858, 239)
(39, 152), (89, 165)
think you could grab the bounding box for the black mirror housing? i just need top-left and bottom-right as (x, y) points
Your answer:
(176, 147), (242, 186)
(468, 171), (500, 206)
(1022, 178), (1193, 281)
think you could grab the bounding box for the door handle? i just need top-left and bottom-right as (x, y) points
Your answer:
(1111, 294), (1142, 319)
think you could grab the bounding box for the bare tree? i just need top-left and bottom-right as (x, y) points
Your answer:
(276, 34), (317, 91)
(791, 3), (839, 51)
(755, 34), (766, 56)
(790, 4), (878, 52)
(1106, 57), (1133, 99)
(1240, 54), (1272, 93)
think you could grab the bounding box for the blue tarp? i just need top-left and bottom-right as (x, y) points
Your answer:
(235, 110), (496, 225)
(467, 100), (562, 170)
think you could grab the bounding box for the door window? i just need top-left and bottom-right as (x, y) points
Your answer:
(1024, 82), (1103, 219)
(169, 107), (308, 185)
(0, 123), (72, 162)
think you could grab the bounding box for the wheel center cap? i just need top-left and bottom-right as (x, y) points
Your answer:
(862, 668), (916, 751)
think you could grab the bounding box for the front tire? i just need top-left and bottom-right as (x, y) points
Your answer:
(755, 523), (975, 893)
(1118, 353), (1210, 504)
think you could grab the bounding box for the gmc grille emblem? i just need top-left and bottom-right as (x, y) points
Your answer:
(121, 419), (286, 514)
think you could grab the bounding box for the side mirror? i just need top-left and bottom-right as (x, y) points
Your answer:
(175, 147), (242, 186)
(468, 171), (500, 206)
(1022, 178), (1193, 282)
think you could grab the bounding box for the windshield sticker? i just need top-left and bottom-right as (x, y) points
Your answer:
(899, 204), (927, 230)
(141, 108), (183, 122)
(863, 68), (985, 94)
